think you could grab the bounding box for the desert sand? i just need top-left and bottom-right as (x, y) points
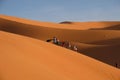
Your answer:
(0, 15), (120, 80)
(0, 31), (120, 80)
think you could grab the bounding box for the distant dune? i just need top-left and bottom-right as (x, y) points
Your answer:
(60, 21), (120, 30)
(90, 24), (120, 30)
(1, 15), (120, 42)
(0, 14), (120, 80)
(0, 31), (120, 80)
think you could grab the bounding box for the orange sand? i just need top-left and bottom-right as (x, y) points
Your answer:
(0, 15), (120, 80)
(0, 31), (120, 80)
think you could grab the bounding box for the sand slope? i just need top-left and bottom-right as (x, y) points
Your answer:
(0, 31), (120, 80)
(70, 41), (120, 67)
(78, 43), (120, 67)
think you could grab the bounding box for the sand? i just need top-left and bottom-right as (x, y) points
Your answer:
(0, 31), (120, 80)
(0, 15), (120, 80)
(60, 21), (120, 30)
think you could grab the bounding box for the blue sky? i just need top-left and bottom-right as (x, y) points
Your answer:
(0, 0), (120, 22)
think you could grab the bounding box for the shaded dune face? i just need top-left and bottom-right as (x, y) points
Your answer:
(0, 15), (120, 68)
(0, 31), (120, 80)
(77, 43), (120, 68)
(90, 24), (120, 30)
(70, 41), (120, 68)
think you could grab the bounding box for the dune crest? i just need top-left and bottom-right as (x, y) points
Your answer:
(1, 14), (120, 30)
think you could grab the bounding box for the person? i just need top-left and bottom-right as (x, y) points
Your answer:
(73, 45), (78, 51)
(53, 37), (58, 44)
(56, 39), (61, 45)
(68, 42), (72, 49)
(115, 63), (118, 68)
(63, 41), (68, 48)
(61, 41), (65, 47)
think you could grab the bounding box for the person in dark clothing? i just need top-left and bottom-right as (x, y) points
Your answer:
(61, 41), (65, 47)
(115, 63), (118, 68)
(57, 39), (61, 45)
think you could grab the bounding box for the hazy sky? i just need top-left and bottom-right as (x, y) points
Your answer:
(0, 0), (120, 22)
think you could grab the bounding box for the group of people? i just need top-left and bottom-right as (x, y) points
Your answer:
(46, 37), (78, 52)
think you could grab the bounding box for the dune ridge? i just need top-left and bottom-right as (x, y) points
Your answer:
(1, 14), (120, 30)
(0, 31), (120, 80)
(0, 14), (82, 30)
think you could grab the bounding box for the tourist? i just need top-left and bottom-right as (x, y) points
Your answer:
(53, 37), (58, 44)
(73, 45), (78, 51)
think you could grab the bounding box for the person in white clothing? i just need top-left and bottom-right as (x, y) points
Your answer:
(53, 37), (58, 44)
(73, 45), (78, 51)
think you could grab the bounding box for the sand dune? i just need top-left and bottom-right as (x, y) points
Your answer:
(90, 24), (120, 30)
(71, 42), (120, 67)
(69, 40), (120, 67)
(0, 15), (120, 68)
(1, 15), (120, 43)
(0, 15), (120, 79)
(60, 21), (120, 30)
(1, 14), (120, 30)
(0, 14), (83, 30)
(0, 31), (120, 80)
